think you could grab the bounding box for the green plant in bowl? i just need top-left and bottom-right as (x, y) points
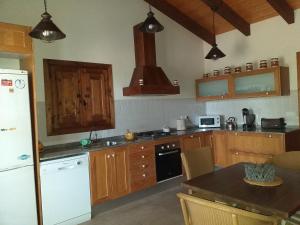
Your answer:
(80, 139), (92, 148)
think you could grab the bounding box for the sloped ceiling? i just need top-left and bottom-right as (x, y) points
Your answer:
(145, 0), (300, 45)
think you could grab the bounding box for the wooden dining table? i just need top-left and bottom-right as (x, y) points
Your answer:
(182, 163), (300, 219)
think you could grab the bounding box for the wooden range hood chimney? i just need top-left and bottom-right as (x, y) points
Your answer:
(123, 24), (180, 96)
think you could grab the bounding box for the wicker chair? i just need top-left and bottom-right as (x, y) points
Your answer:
(272, 151), (300, 172)
(180, 147), (214, 180)
(177, 192), (280, 225)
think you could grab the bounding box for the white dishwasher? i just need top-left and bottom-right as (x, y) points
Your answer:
(40, 153), (91, 225)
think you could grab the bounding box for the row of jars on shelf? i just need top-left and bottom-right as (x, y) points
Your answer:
(203, 58), (279, 78)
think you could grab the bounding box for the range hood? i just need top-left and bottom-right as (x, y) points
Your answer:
(123, 24), (180, 96)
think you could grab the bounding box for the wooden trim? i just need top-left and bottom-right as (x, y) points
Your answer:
(297, 52), (300, 127)
(201, 0), (250, 36)
(144, 0), (215, 45)
(266, 0), (294, 24)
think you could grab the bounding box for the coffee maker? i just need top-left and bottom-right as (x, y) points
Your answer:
(242, 108), (255, 130)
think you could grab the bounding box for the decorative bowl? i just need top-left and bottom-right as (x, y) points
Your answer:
(124, 130), (135, 141)
(244, 163), (275, 182)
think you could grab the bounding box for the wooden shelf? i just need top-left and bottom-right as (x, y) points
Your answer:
(195, 66), (290, 101)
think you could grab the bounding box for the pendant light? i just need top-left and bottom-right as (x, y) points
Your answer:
(29, 0), (66, 43)
(139, 5), (164, 33)
(205, 7), (225, 60)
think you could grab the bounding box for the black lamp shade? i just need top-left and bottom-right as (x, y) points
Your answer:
(139, 11), (164, 33)
(205, 44), (226, 60)
(29, 12), (66, 43)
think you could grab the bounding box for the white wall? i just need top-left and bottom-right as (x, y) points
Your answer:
(203, 10), (300, 125)
(0, 0), (205, 145)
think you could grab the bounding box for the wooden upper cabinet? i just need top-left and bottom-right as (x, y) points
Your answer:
(44, 59), (115, 135)
(0, 22), (32, 54)
(196, 67), (289, 101)
(80, 66), (114, 129)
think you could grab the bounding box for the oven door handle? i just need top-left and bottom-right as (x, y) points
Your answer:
(158, 150), (179, 156)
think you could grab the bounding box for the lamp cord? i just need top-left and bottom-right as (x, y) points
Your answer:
(44, 0), (47, 12)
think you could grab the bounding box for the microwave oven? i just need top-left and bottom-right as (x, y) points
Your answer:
(198, 115), (222, 128)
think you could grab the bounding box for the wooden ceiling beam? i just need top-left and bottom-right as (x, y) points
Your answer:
(144, 0), (215, 45)
(201, 0), (250, 36)
(266, 0), (294, 24)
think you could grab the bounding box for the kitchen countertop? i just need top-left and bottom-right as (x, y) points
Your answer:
(40, 126), (300, 161)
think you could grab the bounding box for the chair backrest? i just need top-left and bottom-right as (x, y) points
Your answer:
(272, 151), (300, 172)
(177, 192), (280, 225)
(181, 147), (214, 180)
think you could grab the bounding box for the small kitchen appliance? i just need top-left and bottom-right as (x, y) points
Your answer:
(226, 117), (237, 130)
(199, 115), (222, 128)
(242, 108), (256, 129)
(176, 117), (186, 130)
(261, 118), (286, 129)
(0, 69), (38, 225)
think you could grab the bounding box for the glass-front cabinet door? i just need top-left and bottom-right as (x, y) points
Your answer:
(233, 67), (282, 97)
(196, 76), (230, 100)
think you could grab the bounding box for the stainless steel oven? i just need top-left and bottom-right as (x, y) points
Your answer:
(155, 141), (182, 182)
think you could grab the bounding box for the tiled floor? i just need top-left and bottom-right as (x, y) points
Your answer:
(81, 178), (184, 225)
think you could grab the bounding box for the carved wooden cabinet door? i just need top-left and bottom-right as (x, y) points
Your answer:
(44, 59), (115, 135)
(45, 61), (82, 135)
(80, 66), (114, 130)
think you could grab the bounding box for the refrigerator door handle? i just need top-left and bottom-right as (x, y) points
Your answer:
(18, 154), (31, 160)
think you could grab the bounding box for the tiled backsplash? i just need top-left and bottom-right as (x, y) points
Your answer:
(37, 91), (299, 146)
(206, 90), (298, 126)
(37, 98), (206, 146)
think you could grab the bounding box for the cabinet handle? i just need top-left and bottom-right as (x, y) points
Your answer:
(141, 155), (145, 159)
(190, 135), (194, 138)
(142, 173), (147, 178)
(266, 92), (269, 95)
(140, 146), (145, 150)
(107, 155), (111, 158)
(268, 134), (272, 138)
(235, 152), (239, 155)
(141, 164), (147, 168)
(235, 132), (238, 136)
(221, 95), (224, 99)
(112, 153), (115, 158)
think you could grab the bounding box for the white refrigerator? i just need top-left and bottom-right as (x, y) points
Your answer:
(0, 69), (38, 225)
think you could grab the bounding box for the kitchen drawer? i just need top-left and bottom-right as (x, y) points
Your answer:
(129, 160), (154, 172)
(230, 150), (273, 165)
(128, 143), (155, 154)
(227, 132), (284, 155)
(129, 151), (155, 169)
(130, 175), (156, 193)
(130, 164), (155, 177)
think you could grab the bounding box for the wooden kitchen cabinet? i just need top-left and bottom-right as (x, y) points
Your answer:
(196, 67), (289, 101)
(89, 147), (129, 205)
(181, 132), (212, 151)
(233, 67), (289, 98)
(44, 59), (115, 135)
(128, 143), (156, 193)
(195, 76), (231, 101)
(0, 22), (32, 54)
(212, 131), (229, 167)
(227, 132), (285, 165)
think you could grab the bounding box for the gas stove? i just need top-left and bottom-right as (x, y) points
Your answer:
(136, 130), (172, 139)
